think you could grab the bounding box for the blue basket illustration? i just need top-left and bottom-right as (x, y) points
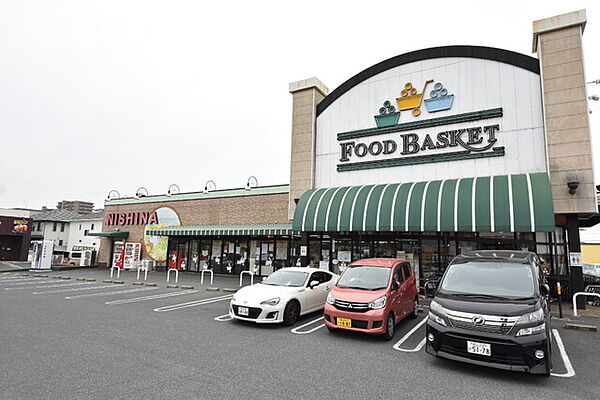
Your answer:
(424, 82), (454, 113)
(374, 100), (400, 127)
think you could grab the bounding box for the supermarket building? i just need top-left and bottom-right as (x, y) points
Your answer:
(96, 10), (596, 291)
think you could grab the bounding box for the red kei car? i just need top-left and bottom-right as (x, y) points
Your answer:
(324, 258), (418, 340)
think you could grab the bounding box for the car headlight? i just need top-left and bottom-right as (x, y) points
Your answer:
(516, 308), (544, 325)
(327, 293), (335, 305)
(516, 323), (545, 337)
(369, 295), (387, 310)
(429, 300), (446, 316)
(260, 297), (280, 306)
(428, 311), (447, 326)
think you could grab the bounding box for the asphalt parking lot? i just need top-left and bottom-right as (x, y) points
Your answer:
(1, 268), (599, 400)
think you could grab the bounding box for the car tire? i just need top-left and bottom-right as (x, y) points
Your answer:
(409, 298), (419, 319)
(283, 300), (300, 326)
(382, 313), (395, 341)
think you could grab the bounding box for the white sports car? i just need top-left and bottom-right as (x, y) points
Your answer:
(229, 267), (338, 325)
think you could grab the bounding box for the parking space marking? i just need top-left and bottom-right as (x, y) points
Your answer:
(214, 314), (233, 321)
(393, 317), (428, 352)
(0, 278), (53, 285)
(5, 282), (93, 291)
(153, 294), (233, 312)
(33, 285), (122, 294)
(551, 329), (576, 378)
(291, 317), (325, 335)
(65, 287), (159, 299)
(105, 290), (199, 305)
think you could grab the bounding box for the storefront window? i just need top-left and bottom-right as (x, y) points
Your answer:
(373, 240), (394, 258)
(249, 240), (260, 274)
(421, 236), (440, 282)
(273, 240), (289, 270)
(289, 239), (301, 268)
(332, 238), (352, 274)
(260, 240), (276, 275)
(309, 239), (320, 268)
(210, 240), (222, 271)
(222, 240), (236, 274)
(189, 240), (200, 272)
(199, 239), (211, 270)
(353, 239), (370, 261)
(234, 240), (249, 275)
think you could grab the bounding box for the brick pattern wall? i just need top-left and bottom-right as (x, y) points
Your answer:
(98, 193), (289, 265)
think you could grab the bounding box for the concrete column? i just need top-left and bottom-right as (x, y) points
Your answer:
(533, 9), (596, 214)
(288, 77), (329, 220)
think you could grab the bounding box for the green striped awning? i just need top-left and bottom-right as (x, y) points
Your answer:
(146, 224), (294, 237)
(292, 173), (555, 233)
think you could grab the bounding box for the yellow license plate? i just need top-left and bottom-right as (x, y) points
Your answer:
(336, 317), (352, 327)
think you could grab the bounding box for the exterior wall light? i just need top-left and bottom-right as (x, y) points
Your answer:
(567, 181), (579, 195)
(245, 176), (258, 191)
(106, 190), (120, 202)
(204, 180), (216, 194)
(588, 95), (599, 101)
(135, 187), (148, 199)
(167, 184), (180, 197)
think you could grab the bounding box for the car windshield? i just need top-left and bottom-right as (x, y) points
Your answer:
(336, 265), (390, 291)
(439, 262), (536, 299)
(262, 270), (309, 287)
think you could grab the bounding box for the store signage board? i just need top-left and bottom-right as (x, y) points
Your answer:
(300, 246), (307, 256)
(106, 211), (158, 226)
(314, 57), (546, 188)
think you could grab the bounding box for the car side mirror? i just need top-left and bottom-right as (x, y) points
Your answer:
(262, 277), (266, 282)
(309, 280), (319, 289)
(541, 284), (550, 297)
(392, 281), (399, 291)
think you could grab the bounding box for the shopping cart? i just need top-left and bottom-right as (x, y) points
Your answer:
(396, 79), (434, 116)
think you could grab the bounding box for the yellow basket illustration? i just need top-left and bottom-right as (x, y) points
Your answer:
(396, 79), (433, 116)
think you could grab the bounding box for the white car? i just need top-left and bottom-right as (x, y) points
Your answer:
(229, 267), (338, 325)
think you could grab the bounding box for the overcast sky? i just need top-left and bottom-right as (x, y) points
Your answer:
(1, 0), (598, 210)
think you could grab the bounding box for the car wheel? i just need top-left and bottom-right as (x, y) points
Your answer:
(409, 298), (419, 319)
(382, 313), (395, 341)
(326, 325), (336, 332)
(283, 301), (300, 326)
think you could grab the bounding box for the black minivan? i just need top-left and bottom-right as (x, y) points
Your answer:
(426, 250), (552, 376)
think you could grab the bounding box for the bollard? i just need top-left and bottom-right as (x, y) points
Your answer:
(167, 268), (179, 284)
(572, 292), (600, 317)
(110, 267), (120, 279)
(239, 270), (254, 287)
(201, 269), (214, 285)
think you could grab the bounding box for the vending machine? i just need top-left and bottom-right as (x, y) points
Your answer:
(30, 240), (53, 270)
(112, 241), (125, 269)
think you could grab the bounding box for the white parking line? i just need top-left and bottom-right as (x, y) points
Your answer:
(65, 287), (159, 299)
(153, 294), (233, 312)
(291, 317), (325, 335)
(105, 290), (199, 305)
(214, 314), (233, 321)
(0, 278), (52, 285)
(551, 329), (576, 378)
(5, 282), (92, 291)
(33, 285), (122, 294)
(393, 317), (428, 352)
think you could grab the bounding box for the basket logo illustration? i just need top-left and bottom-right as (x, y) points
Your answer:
(374, 100), (400, 128)
(424, 82), (454, 113)
(373, 80), (455, 127)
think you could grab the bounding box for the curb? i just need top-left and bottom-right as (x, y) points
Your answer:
(102, 280), (113, 283)
(222, 288), (237, 293)
(564, 322), (598, 332)
(113, 280), (124, 284)
(84, 278), (96, 282)
(206, 287), (220, 291)
(144, 282), (157, 287)
(132, 282), (145, 286)
(180, 285), (194, 290)
(166, 284), (179, 289)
